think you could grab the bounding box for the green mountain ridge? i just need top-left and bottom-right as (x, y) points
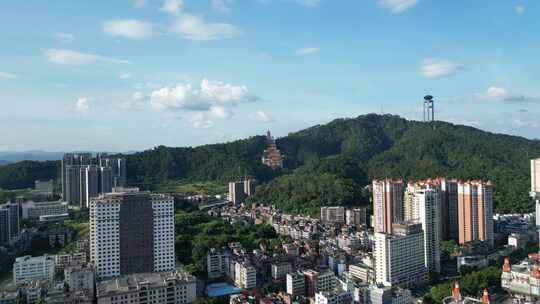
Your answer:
(0, 114), (538, 213)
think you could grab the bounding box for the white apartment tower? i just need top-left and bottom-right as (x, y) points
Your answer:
(412, 187), (441, 273)
(374, 223), (428, 287)
(89, 190), (175, 279)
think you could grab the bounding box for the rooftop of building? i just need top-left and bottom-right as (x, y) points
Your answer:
(15, 255), (55, 263)
(96, 270), (195, 297)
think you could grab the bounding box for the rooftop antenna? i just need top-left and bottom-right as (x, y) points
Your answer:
(423, 95), (434, 122)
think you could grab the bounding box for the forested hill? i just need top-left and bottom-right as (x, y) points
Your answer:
(0, 114), (539, 213)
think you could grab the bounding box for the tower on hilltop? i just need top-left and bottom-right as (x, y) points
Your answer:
(261, 130), (283, 170)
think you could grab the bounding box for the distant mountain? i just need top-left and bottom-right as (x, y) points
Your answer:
(0, 151), (65, 162)
(0, 150), (138, 163)
(0, 114), (538, 213)
(0, 160), (9, 166)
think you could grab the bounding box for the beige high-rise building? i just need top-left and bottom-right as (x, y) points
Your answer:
(531, 158), (540, 242)
(403, 184), (441, 273)
(407, 178), (458, 241)
(372, 179), (404, 234)
(457, 180), (494, 247)
(532, 158), (540, 195)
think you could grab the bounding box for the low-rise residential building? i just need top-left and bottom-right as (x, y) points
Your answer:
(304, 270), (336, 297)
(282, 243), (300, 256)
(286, 272), (305, 296)
(456, 256), (488, 271)
(13, 255), (55, 285)
(315, 289), (353, 304)
(96, 269), (196, 304)
(321, 207), (345, 224)
(271, 262), (292, 281)
(0, 291), (17, 304)
(207, 248), (230, 279)
(21, 201), (69, 220)
(65, 264), (95, 299)
(55, 252), (87, 271)
(348, 263), (373, 283)
(368, 285), (412, 304)
(235, 261), (257, 289)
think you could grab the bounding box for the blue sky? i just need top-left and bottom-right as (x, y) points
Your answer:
(0, 0), (538, 151)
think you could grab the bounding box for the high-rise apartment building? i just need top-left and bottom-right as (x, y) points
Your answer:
(80, 166), (99, 208)
(531, 158), (540, 242)
(0, 202), (19, 245)
(243, 178), (257, 197)
(89, 190), (175, 279)
(98, 153), (127, 188)
(4, 203), (19, 240)
(262, 131), (284, 169)
(321, 207), (346, 224)
(228, 181), (247, 204)
(372, 179), (404, 234)
(62, 153), (126, 207)
(374, 223), (427, 287)
(440, 179), (459, 240)
(62, 153), (92, 202)
(0, 208), (9, 246)
(411, 187), (441, 273)
(406, 178), (458, 241)
(457, 180), (494, 247)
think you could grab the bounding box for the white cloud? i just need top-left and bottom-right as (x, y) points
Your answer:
(475, 86), (538, 103)
(419, 58), (462, 78)
(190, 113), (214, 128)
(200, 79), (258, 104)
(515, 5), (525, 14)
(210, 105), (234, 119)
(250, 110), (274, 122)
(212, 0), (234, 13)
(296, 47), (320, 56)
(150, 78), (259, 128)
(513, 119), (539, 128)
(46, 49), (130, 65)
(134, 0), (146, 8)
(294, 0), (320, 7)
(56, 33), (75, 43)
(150, 78), (258, 112)
(170, 14), (240, 41)
(378, 0), (418, 14)
(150, 84), (201, 111)
(76, 97), (90, 112)
(120, 72), (132, 80)
(103, 20), (153, 39)
(132, 91), (144, 101)
(0, 72), (17, 80)
(120, 92), (145, 110)
(161, 0), (183, 14)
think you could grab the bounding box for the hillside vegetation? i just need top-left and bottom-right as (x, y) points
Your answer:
(0, 114), (538, 213)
